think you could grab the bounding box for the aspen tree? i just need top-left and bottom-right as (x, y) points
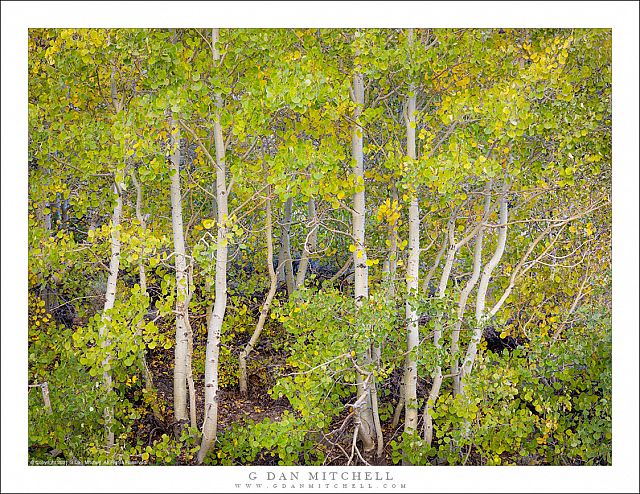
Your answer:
(169, 117), (193, 429)
(351, 30), (376, 453)
(98, 184), (122, 449)
(239, 184), (278, 396)
(403, 28), (420, 440)
(295, 198), (318, 289)
(198, 28), (228, 464)
(460, 193), (509, 393)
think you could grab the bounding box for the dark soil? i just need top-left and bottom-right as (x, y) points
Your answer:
(140, 342), (407, 466)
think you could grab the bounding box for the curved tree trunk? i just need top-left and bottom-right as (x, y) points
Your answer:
(423, 219), (455, 445)
(99, 184), (122, 450)
(422, 232), (447, 294)
(295, 198), (318, 289)
(131, 171), (154, 391)
(132, 170), (166, 423)
(460, 194), (508, 394)
(423, 190), (494, 442)
(197, 27), (228, 464)
(451, 192), (491, 396)
(239, 188), (278, 396)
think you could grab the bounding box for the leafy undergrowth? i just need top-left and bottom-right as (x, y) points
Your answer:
(28, 290), (611, 466)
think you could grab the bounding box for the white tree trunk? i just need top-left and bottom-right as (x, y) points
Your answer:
(131, 170), (155, 391)
(422, 232), (447, 294)
(385, 185), (413, 430)
(451, 193), (491, 396)
(423, 215), (455, 446)
(169, 117), (191, 427)
(351, 55), (377, 453)
(438, 218), (458, 297)
(276, 218), (286, 285)
(185, 300), (197, 429)
(423, 189), (496, 441)
(390, 188), (406, 431)
(280, 197), (295, 296)
(37, 200), (52, 230)
(197, 27), (228, 464)
(422, 369), (443, 446)
(404, 27), (420, 440)
(99, 184), (122, 449)
(239, 189), (278, 396)
(295, 198), (318, 289)
(460, 195), (509, 393)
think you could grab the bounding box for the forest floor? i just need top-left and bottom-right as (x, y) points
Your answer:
(143, 342), (403, 465)
(133, 285), (455, 466)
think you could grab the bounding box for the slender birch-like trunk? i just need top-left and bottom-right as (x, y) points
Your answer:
(197, 27), (228, 464)
(61, 198), (69, 227)
(185, 298), (197, 429)
(460, 194), (508, 394)
(88, 207), (97, 232)
(404, 28), (420, 440)
(55, 194), (62, 226)
(328, 256), (353, 284)
(372, 204), (396, 453)
(38, 197), (54, 310)
(276, 220), (286, 285)
(99, 184), (122, 449)
(422, 346), (443, 445)
(382, 187), (399, 290)
(390, 186), (407, 430)
(169, 117), (191, 429)
(95, 68), (127, 450)
(131, 171), (154, 391)
(351, 48), (377, 453)
(450, 191), (491, 396)
(422, 223), (455, 445)
(438, 219), (458, 296)
(422, 232), (447, 294)
(280, 197), (295, 296)
(239, 188), (278, 396)
(37, 200), (52, 230)
(295, 198), (318, 289)
(422, 193), (494, 442)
